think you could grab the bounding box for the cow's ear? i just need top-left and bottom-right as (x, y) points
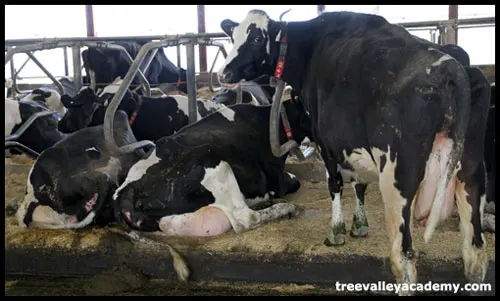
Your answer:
(221, 19), (238, 37)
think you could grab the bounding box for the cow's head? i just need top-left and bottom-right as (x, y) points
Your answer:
(218, 10), (282, 85)
(82, 48), (126, 88)
(20, 88), (65, 115)
(16, 110), (141, 229)
(58, 87), (106, 133)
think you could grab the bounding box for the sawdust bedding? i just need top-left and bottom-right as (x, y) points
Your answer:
(4, 154), (495, 262)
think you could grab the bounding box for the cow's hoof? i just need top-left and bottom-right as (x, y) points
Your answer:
(324, 232), (346, 246)
(350, 225), (369, 238)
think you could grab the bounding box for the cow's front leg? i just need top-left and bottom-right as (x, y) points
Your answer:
(324, 167), (346, 246)
(350, 182), (369, 237)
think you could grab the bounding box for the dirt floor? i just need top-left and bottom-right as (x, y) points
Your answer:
(5, 154), (496, 261)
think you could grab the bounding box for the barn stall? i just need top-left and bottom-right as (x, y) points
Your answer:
(5, 5), (496, 296)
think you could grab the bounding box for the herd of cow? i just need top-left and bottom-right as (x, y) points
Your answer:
(4, 10), (495, 295)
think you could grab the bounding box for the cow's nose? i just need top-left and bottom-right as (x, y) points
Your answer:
(219, 70), (234, 84)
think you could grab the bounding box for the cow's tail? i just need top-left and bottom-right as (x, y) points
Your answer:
(424, 56), (471, 243)
(125, 230), (190, 281)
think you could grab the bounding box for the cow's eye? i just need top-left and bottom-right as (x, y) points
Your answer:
(253, 36), (263, 43)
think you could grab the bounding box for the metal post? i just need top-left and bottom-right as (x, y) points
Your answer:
(197, 5), (207, 72)
(63, 47), (69, 76)
(448, 5), (458, 44)
(176, 45), (181, 68)
(26, 52), (65, 95)
(186, 36), (198, 124)
(85, 5), (95, 37)
(9, 56), (17, 98)
(72, 45), (82, 92)
(317, 5), (325, 15)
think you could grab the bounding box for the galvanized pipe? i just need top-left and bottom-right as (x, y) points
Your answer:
(5, 41), (153, 96)
(5, 110), (56, 142)
(186, 37), (198, 124)
(236, 84), (242, 104)
(269, 82), (298, 158)
(207, 42), (228, 93)
(5, 33), (229, 47)
(9, 55), (17, 98)
(176, 45), (181, 68)
(14, 56), (31, 78)
(26, 52), (65, 95)
(5, 141), (40, 158)
(103, 39), (185, 155)
(85, 5), (95, 37)
(72, 45), (83, 92)
(63, 47), (69, 76)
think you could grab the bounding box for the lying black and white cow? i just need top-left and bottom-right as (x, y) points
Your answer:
(11, 77), (78, 115)
(5, 98), (67, 155)
(218, 10), (490, 295)
(82, 41), (188, 93)
(112, 99), (311, 235)
(15, 110), (143, 229)
(17, 98), (311, 232)
(58, 78), (227, 142)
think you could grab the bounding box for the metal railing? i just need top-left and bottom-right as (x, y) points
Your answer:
(101, 33), (228, 156)
(4, 16), (495, 158)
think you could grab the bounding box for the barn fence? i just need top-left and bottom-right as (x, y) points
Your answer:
(4, 16), (496, 157)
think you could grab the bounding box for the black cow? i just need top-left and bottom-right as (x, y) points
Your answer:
(112, 99), (311, 235)
(82, 41), (188, 94)
(15, 110), (143, 229)
(218, 10), (490, 294)
(5, 98), (67, 155)
(57, 78), (227, 142)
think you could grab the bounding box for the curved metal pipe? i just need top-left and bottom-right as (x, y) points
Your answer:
(103, 39), (184, 155)
(5, 109), (56, 142)
(204, 41), (228, 93)
(26, 52), (65, 95)
(5, 141), (40, 158)
(269, 81), (298, 157)
(208, 48), (222, 93)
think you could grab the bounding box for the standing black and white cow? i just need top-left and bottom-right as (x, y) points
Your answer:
(82, 41), (188, 94)
(217, 10), (490, 294)
(5, 98), (67, 155)
(112, 99), (311, 235)
(57, 78), (227, 142)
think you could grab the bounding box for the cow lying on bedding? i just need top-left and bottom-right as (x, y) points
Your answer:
(17, 98), (311, 237)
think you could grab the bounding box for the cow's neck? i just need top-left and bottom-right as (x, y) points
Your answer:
(278, 20), (318, 93)
(92, 94), (140, 125)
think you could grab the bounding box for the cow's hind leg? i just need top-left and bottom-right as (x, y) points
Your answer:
(350, 182), (369, 237)
(377, 149), (417, 296)
(324, 167), (346, 246)
(455, 164), (488, 287)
